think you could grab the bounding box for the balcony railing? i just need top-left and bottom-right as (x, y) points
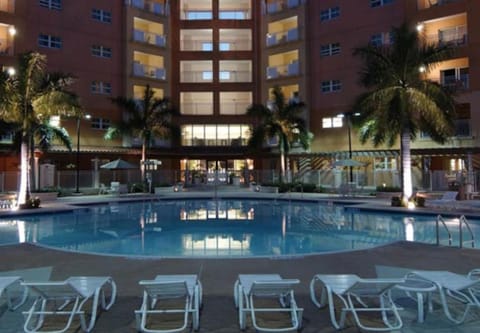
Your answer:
(425, 28), (467, 46)
(0, 38), (13, 56)
(219, 70), (252, 83)
(133, 29), (166, 47)
(133, 62), (166, 80)
(125, 0), (167, 16)
(266, 28), (299, 47)
(180, 39), (213, 51)
(219, 102), (250, 115)
(265, 0), (303, 14)
(218, 9), (251, 20)
(181, 102), (214, 115)
(266, 61), (300, 79)
(181, 71), (213, 83)
(442, 75), (469, 90)
(417, 0), (459, 10)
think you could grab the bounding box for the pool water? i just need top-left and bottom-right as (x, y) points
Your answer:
(0, 199), (478, 257)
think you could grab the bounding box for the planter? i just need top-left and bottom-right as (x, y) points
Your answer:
(31, 192), (58, 202)
(259, 186), (279, 193)
(376, 192), (401, 199)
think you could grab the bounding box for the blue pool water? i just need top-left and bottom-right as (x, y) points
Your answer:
(0, 199), (478, 257)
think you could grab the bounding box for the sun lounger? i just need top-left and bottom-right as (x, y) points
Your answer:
(310, 274), (404, 331)
(0, 276), (28, 310)
(135, 274), (202, 333)
(427, 191), (458, 209)
(22, 276), (116, 333)
(406, 269), (480, 324)
(234, 274), (303, 332)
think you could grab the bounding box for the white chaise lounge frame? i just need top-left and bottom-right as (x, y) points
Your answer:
(135, 274), (202, 333)
(407, 269), (480, 324)
(234, 274), (303, 332)
(0, 276), (28, 310)
(22, 276), (116, 333)
(310, 274), (404, 331)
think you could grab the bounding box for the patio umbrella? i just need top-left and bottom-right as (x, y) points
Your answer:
(333, 159), (364, 168)
(100, 159), (137, 170)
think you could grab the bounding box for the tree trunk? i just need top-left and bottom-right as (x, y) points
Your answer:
(18, 139), (29, 205)
(400, 131), (413, 204)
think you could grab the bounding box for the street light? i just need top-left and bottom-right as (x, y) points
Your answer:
(75, 114), (91, 193)
(338, 112), (360, 182)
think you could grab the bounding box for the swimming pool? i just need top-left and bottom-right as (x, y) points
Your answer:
(0, 199), (478, 257)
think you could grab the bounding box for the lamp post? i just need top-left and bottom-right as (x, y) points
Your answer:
(339, 112), (360, 183)
(75, 114), (91, 193)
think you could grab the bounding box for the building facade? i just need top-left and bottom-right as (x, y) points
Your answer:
(0, 0), (479, 190)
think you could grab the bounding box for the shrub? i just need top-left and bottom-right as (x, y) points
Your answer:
(377, 186), (401, 192)
(391, 196), (402, 207)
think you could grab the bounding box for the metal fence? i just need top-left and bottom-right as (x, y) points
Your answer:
(1, 168), (478, 194)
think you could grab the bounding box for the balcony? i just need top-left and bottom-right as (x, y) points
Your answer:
(125, 0), (167, 16)
(133, 62), (166, 80)
(133, 29), (166, 47)
(266, 60), (299, 79)
(0, 0), (14, 13)
(442, 75), (469, 90)
(417, 0), (460, 10)
(219, 0), (251, 19)
(425, 25), (467, 46)
(266, 27), (299, 47)
(266, 0), (302, 14)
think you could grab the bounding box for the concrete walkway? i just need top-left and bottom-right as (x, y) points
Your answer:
(1, 190), (480, 332)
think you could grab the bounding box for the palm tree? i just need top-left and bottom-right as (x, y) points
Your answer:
(106, 85), (179, 181)
(0, 52), (80, 205)
(247, 86), (313, 182)
(352, 23), (456, 204)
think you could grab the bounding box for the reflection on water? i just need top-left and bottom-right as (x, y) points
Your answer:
(0, 199), (478, 257)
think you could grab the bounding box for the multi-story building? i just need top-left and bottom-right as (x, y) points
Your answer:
(0, 0), (479, 191)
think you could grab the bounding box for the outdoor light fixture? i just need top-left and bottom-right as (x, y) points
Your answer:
(416, 23), (424, 32)
(7, 67), (15, 76)
(75, 114), (91, 193)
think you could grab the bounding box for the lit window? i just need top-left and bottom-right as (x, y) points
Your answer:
(202, 43), (213, 51)
(39, 0), (61, 10)
(322, 117), (343, 128)
(320, 6), (340, 21)
(202, 71), (213, 80)
(92, 9), (111, 23)
(219, 71), (230, 80)
(91, 45), (112, 58)
(321, 80), (342, 93)
(219, 42), (230, 51)
(91, 118), (110, 130)
(91, 81), (112, 95)
(370, 0), (395, 8)
(38, 34), (62, 49)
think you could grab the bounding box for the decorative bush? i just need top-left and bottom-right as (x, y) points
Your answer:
(20, 197), (41, 209)
(391, 196), (402, 207)
(377, 186), (402, 192)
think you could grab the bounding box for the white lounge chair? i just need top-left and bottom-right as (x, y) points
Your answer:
(310, 274), (404, 331)
(234, 274), (303, 332)
(22, 276), (117, 333)
(406, 269), (480, 324)
(135, 274), (202, 333)
(0, 276), (28, 310)
(428, 191), (458, 209)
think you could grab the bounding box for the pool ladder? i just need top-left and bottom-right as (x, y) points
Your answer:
(436, 215), (475, 248)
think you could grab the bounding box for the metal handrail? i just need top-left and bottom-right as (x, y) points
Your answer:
(436, 215), (452, 246)
(459, 215), (475, 248)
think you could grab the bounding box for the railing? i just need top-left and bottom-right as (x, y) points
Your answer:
(265, 0), (303, 14)
(125, 0), (167, 15)
(180, 102), (214, 115)
(266, 28), (300, 47)
(436, 215), (475, 248)
(0, 0), (15, 13)
(459, 215), (475, 248)
(132, 63), (166, 80)
(424, 26), (467, 46)
(218, 9), (251, 20)
(266, 61), (300, 79)
(133, 30), (166, 47)
(417, 0), (460, 10)
(180, 39), (213, 51)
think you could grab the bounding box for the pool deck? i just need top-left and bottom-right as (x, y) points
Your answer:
(2, 189), (480, 332)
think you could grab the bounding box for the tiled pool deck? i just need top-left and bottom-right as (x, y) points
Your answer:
(1, 189), (480, 332)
